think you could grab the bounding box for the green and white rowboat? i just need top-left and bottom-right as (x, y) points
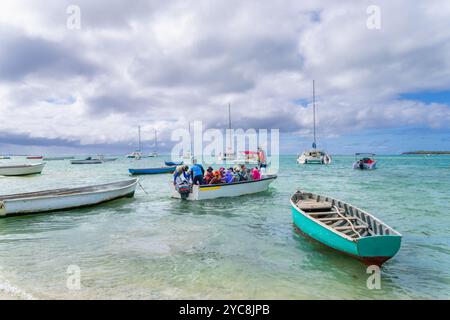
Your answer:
(290, 191), (402, 266)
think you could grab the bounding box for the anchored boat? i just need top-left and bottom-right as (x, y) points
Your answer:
(171, 175), (277, 200)
(0, 163), (45, 176)
(296, 81), (332, 165)
(0, 179), (138, 217)
(353, 153), (377, 170)
(71, 158), (102, 164)
(290, 191), (401, 265)
(129, 167), (176, 175)
(165, 161), (183, 167)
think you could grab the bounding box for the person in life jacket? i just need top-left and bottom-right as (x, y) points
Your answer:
(203, 166), (214, 184)
(189, 159), (205, 185)
(209, 170), (224, 185)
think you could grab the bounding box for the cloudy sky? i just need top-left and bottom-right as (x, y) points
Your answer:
(0, 0), (449, 155)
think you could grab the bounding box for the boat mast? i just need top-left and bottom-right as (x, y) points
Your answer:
(138, 125), (142, 152)
(228, 103), (232, 154)
(312, 80), (317, 149)
(154, 129), (157, 153)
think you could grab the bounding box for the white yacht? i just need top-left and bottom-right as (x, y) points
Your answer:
(297, 81), (332, 165)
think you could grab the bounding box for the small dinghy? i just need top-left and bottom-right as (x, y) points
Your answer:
(165, 161), (183, 167)
(353, 153), (377, 170)
(290, 191), (401, 266)
(171, 175), (277, 200)
(71, 158), (102, 164)
(0, 179), (138, 217)
(43, 156), (75, 161)
(129, 166), (176, 175)
(0, 163), (45, 176)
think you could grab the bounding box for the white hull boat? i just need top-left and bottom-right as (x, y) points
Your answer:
(170, 175), (277, 200)
(71, 159), (102, 164)
(353, 153), (377, 170)
(0, 179), (138, 217)
(297, 150), (332, 165)
(0, 163), (45, 176)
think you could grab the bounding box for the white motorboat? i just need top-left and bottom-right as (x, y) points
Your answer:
(353, 153), (377, 170)
(71, 158), (102, 164)
(170, 175), (277, 200)
(0, 179), (138, 217)
(0, 163), (45, 176)
(296, 81), (332, 165)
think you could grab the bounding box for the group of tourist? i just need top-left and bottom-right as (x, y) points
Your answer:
(173, 160), (263, 188)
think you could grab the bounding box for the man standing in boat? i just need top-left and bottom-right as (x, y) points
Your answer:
(190, 159), (205, 185)
(257, 147), (267, 172)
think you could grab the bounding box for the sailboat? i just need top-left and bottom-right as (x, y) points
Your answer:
(127, 125), (143, 159)
(297, 81), (332, 165)
(149, 129), (159, 157)
(218, 103), (236, 162)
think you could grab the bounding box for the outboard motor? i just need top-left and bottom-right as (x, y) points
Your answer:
(359, 161), (364, 170)
(177, 182), (191, 199)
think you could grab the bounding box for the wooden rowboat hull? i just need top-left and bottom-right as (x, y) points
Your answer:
(290, 192), (401, 266)
(0, 163), (45, 176)
(171, 175), (277, 200)
(0, 179), (138, 217)
(129, 167), (176, 175)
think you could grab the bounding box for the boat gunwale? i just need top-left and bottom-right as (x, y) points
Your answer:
(290, 191), (402, 242)
(0, 179), (139, 202)
(198, 175), (277, 189)
(0, 163), (45, 170)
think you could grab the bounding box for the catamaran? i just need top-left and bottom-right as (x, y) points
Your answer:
(127, 125), (143, 159)
(297, 81), (332, 165)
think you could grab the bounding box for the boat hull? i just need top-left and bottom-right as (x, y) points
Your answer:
(165, 161), (183, 167)
(70, 160), (102, 164)
(0, 179), (138, 217)
(129, 167), (176, 175)
(353, 161), (377, 170)
(291, 204), (401, 266)
(0, 163), (45, 176)
(171, 175), (277, 200)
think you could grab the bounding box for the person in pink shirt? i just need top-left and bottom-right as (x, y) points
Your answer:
(251, 167), (261, 180)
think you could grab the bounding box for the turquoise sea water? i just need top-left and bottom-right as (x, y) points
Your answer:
(0, 155), (449, 299)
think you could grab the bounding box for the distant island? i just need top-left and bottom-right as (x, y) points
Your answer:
(402, 151), (450, 155)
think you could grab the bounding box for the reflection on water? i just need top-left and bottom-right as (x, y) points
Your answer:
(1, 155), (449, 299)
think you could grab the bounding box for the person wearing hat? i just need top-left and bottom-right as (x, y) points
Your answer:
(204, 166), (214, 184)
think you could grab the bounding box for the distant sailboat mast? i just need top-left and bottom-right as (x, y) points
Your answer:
(228, 103), (232, 154)
(312, 80), (317, 150)
(154, 129), (157, 154)
(138, 125), (142, 152)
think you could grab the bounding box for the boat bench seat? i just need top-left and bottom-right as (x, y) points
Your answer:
(317, 217), (358, 222)
(334, 225), (368, 231)
(296, 200), (333, 211)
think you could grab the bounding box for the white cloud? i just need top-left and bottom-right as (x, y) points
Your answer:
(0, 0), (449, 153)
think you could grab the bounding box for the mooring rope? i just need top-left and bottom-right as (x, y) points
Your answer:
(138, 181), (148, 195)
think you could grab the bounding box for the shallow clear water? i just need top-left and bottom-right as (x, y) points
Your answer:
(0, 155), (449, 299)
